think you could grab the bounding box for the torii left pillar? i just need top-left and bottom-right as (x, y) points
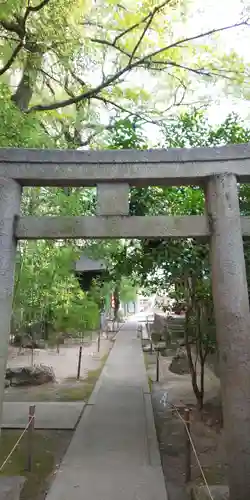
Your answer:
(0, 179), (21, 430)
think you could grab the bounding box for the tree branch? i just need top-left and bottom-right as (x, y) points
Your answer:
(0, 0), (51, 76)
(27, 19), (249, 113)
(91, 0), (170, 62)
(27, 0), (50, 13)
(68, 69), (86, 88)
(39, 68), (62, 87)
(0, 40), (23, 75)
(90, 38), (131, 58)
(129, 0), (170, 62)
(0, 33), (20, 43)
(146, 60), (235, 80)
(81, 20), (106, 29)
(93, 95), (159, 125)
(94, 93), (191, 125)
(114, 1), (167, 44)
(27, 64), (131, 112)
(0, 19), (23, 37)
(141, 19), (249, 64)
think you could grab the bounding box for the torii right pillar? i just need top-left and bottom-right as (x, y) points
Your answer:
(206, 173), (250, 500)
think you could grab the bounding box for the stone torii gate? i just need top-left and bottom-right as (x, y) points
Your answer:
(1, 144), (250, 499)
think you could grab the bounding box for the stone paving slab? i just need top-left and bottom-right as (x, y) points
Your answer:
(46, 320), (168, 500)
(47, 465), (167, 500)
(0, 476), (26, 500)
(2, 402), (85, 429)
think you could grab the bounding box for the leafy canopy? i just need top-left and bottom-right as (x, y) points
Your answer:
(1, 0), (249, 145)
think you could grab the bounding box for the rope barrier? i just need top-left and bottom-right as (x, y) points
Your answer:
(0, 414), (35, 472)
(160, 392), (214, 500)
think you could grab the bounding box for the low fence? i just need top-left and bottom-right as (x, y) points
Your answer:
(0, 405), (36, 474)
(142, 333), (215, 500)
(160, 394), (215, 500)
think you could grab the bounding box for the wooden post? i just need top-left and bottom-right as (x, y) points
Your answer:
(206, 173), (250, 500)
(156, 350), (160, 382)
(77, 346), (82, 380)
(31, 347), (34, 367)
(184, 408), (191, 483)
(27, 405), (35, 472)
(97, 331), (101, 353)
(0, 179), (21, 432)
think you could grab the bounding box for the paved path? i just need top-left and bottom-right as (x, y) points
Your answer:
(2, 402), (85, 429)
(46, 321), (168, 500)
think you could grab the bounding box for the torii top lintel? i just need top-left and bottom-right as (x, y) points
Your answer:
(0, 143), (250, 187)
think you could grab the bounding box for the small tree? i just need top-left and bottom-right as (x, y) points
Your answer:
(174, 274), (216, 410)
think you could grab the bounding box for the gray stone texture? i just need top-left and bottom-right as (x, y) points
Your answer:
(13, 214), (250, 240)
(169, 347), (190, 375)
(1, 144), (250, 186)
(2, 402), (85, 430)
(206, 173), (250, 499)
(96, 183), (129, 215)
(5, 365), (55, 386)
(0, 179), (21, 430)
(0, 476), (25, 500)
(15, 215), (210, 239)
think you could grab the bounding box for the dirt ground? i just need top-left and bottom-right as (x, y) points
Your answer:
(4, 335), (112, 402)
(146, 352), (227, 500)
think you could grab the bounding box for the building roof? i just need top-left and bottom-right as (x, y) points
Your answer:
(75, 255), (106, 273)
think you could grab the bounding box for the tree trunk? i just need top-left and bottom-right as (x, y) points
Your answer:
(199, 359), (205, 411)
(184, 309), (202, 407)
(196, 304), (205, 411)
(113, 285), (120, 322)
(12, 53), (42, 110)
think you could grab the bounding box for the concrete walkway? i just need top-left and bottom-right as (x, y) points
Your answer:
(46, 322), (168, 500)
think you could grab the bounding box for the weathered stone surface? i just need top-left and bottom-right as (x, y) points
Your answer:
(5, 364), (55, 386)
(167, 315), (185, 341)
(206, 173), (250, 498)
(2, 144), (250, 186)
(13, 214), (250, 240)
(96, 183), (129, 215)
(0, 179), (21, 430)
(2, 402), (85, 430)
(153, 314), (168, 334)
(0, 476), (26, 500)
(15, 215), (210, 240)
(150, 314), (169, 345)
(191, 485), (229, 500)
(142, 344), (152, 352)
(151, 331), (162, 344)
(169, 347), (190, 375)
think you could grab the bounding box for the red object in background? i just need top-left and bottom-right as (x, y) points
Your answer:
(111, 294), (115, 308)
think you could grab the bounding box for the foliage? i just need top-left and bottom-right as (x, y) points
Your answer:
(4, 102), (250, 404)
(0, 82), (53, 148)
(106, 111), (250, 408)
(113, 111), (250, 291)
(0, 91), (100, 337)
(120, 277), (139, 304)
(10, 118), (140, 336)
(0, 0), (250, 145)
(13, 242), (100, 337)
